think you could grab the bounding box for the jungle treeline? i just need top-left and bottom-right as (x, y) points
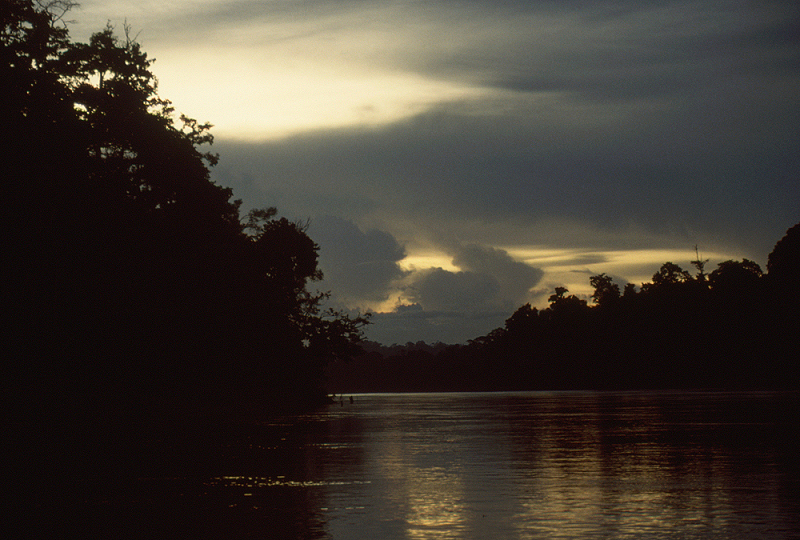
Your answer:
(4, 0), (369, 470)
(327, 223), (800, 393)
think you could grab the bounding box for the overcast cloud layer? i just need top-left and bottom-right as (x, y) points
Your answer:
(74, 0), (800, 343)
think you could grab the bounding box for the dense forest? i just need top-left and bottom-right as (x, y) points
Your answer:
(4, 0), (371, 499)
(327, 224), (800, 392)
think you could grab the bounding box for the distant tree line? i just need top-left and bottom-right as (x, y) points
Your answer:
(327, 223), (800, 392)
(4, 0), (368, 447)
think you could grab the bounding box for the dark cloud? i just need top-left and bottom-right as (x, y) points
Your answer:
(215, 68), (798, 256)
(106, 0), (797, 255)
(386, 1), (800, 101)
(208, 0), (800, 247)
(359, 243), (544, 343)
(308, 216), (406, 304)
(404, 268), (501, 313)
(450, 244), (544, 305)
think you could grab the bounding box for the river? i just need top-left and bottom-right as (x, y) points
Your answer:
(109, 391), (799, 538)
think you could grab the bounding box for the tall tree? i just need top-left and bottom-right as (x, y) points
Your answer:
(589, 273), (620, 307)
(5, 0), (368, 413)
(767, 222), (800, 298)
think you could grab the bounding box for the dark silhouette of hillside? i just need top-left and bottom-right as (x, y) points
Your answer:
(327, 223), (800, 393)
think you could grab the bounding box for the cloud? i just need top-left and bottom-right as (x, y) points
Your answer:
(299, 237), (547, 344)
(214, 76), (797, 257)
(308, 216), (406, 304)
(450, 244), (544, 307)
(360, 243), (544, 343)
(555, 254), (610, 267)
(404, 268), (500, 313)
(73, 0), (800, 344)
(398, 243), (543, 314)
(74, 1), (796, 143)
(81, 2), (800, 236)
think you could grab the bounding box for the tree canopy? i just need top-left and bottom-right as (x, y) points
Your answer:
(4, 1), (369, 427)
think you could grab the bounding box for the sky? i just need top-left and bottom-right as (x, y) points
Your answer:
(70, 0), (800, 344)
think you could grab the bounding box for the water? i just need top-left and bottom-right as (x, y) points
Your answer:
(117, 391), (799, 538)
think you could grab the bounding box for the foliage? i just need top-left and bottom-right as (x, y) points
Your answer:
(589, 273), (620, 307)
(4, 1), (368, 424)
(767, 222), (800, 299)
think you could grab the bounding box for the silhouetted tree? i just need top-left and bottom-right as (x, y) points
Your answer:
(764, 222), (800, 371)
(504, 303), (539, 335)
(690, 245), (710, 282)
(590, 273), (620, 307)
(622, 282), (638, 297)
(708, 259), (763, 295)
(767, 222), (800, 299)
(644, 262), (692, 290)
(548, 286), (568, 303)
(5, 1), (368, 427)
(545, 287), (588, 318)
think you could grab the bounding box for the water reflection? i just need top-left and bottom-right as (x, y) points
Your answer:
(308, 391), (798, 539)
(87, 391), (798, 539)
(501, 391), (799, 539)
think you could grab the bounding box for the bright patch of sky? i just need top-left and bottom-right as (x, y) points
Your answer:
(72, 0), (495, 139)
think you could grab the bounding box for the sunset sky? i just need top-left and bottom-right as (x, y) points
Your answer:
(71, 0), (800, 344)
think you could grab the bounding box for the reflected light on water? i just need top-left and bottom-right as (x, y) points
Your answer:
(365, 430), (469, 538)
(405, 469), (466, 539)
(95, 391), (798, 539)
(312, 392), (798, 539)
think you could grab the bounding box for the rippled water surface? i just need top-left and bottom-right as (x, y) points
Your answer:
(128, 391), (800, 538)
